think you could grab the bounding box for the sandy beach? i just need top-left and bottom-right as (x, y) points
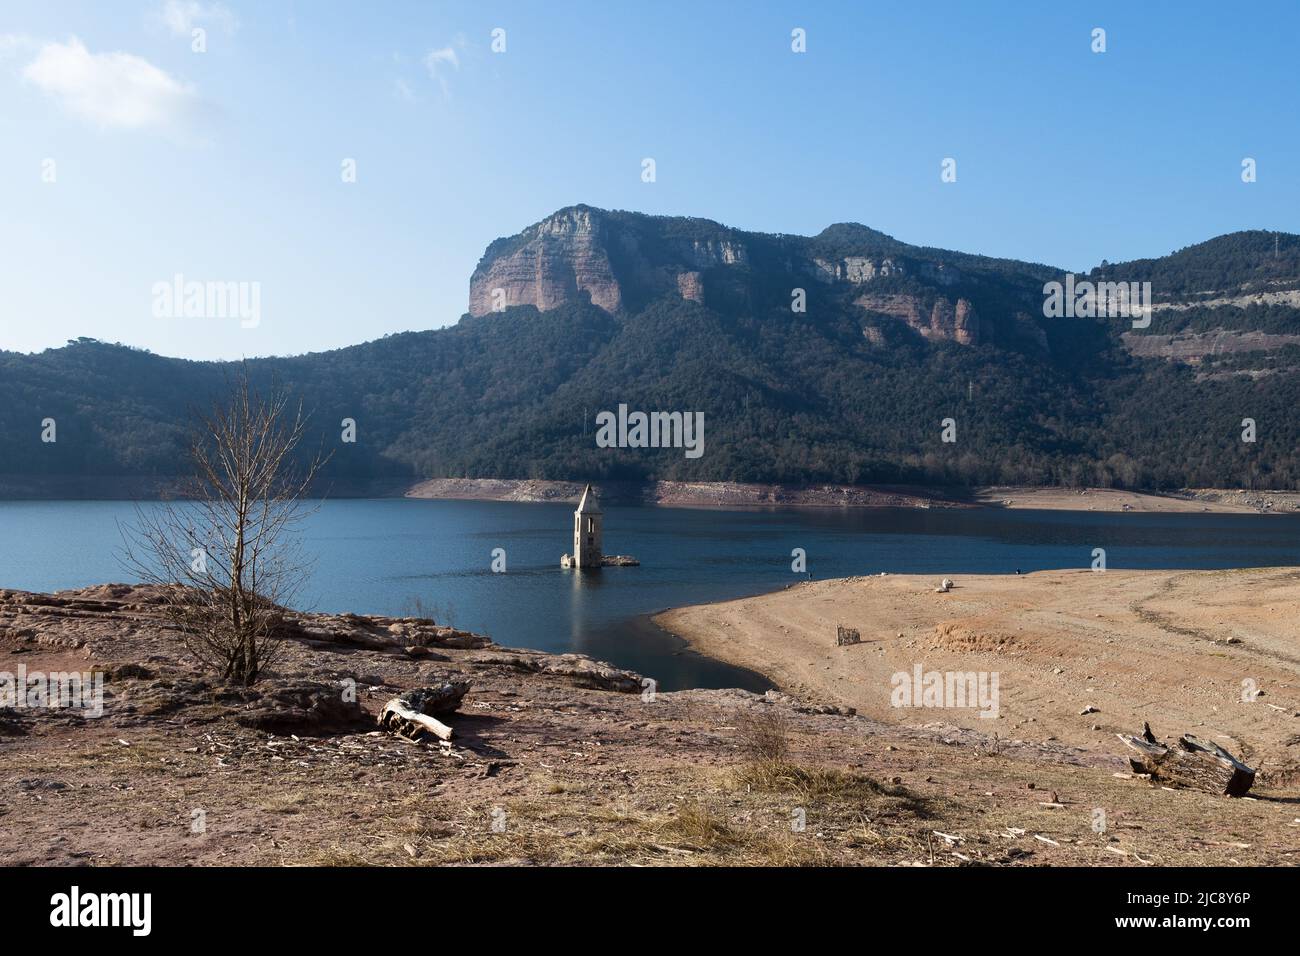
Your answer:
(656, 568), (1300, 783)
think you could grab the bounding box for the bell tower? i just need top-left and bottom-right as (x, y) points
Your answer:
(573, 484), (603, 569)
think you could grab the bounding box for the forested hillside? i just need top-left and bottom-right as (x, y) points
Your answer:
(3, 209), (1299, 495)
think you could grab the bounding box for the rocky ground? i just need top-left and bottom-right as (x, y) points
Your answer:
(973, 486), (1300, 513)
(2, 583), (1297, 867)
(405, 478), (1300, 514)
(404, 477), (959, 510)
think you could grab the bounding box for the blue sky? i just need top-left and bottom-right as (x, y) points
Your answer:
(2, 0), (1296, 360)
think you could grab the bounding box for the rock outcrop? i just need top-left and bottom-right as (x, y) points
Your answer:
(815, 256), (903, 283)
(467, 205), (988, 342)
(680, 237), (749, 268)
(676, 270), (704, 303)
(0, 585), (650, 739)
(462, 648), (643, 692)
(1121, 329), (1300, 363)
(855, 293), (981, 345)
(469, 207), (622, 316)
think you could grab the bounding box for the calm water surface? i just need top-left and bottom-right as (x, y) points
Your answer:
(1, 499), (1297, 690)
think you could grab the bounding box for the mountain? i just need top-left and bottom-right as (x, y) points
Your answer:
(468, 205), (1059, 350)
(1092, 230), (1300, 362)
(3, 206), (1300, 495)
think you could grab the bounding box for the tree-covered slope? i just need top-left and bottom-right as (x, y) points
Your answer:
(4, 211), (1300, 494)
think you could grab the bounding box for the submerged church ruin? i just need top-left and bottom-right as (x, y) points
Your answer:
(560, 484), (639, 569)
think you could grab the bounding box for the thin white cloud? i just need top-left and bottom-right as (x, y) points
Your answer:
(161, 1), (239, 37)
(22, 36), (199, 131)
(424, 46), (459, 73)
(422, 39), (465, 97)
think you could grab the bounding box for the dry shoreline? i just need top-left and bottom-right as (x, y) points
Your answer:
(6, 581), (1299, 865)
(406, 478), (1300, 514)
(2, 475), (1298, 513)
(655, 568), (1300, 773)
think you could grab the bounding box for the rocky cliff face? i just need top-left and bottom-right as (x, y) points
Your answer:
(467, 205), (1042, 348)
(468, 207), (622, 316)
(676, 270), (705, 303)
(813, 256), (960, 287)
(855, 293), (981, 345)
(469, 206), (763, 316)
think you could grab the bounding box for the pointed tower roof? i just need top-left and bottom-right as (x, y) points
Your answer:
(576, 483), (602, 514)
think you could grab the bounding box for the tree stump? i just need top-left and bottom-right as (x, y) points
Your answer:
(1118, 722), (1255, 797)
(378, 679), (471, 743)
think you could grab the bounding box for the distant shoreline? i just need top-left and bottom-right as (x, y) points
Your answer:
(403, 477), (1300, 515)
(2, 474), (1298, 514)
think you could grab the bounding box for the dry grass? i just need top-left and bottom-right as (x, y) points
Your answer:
(734, 708), (790, 763)
(655, 800), (747, 850)
(14, 722), (1299, 867)
(291, 784), (845, 867)
(304, 717), (944, 867)
(735, 759), (931, 816)
(259, 790), (311, 814)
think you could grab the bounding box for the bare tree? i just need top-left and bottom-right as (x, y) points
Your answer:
(122, 371), (327, 685)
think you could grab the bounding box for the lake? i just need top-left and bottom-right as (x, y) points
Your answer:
(1, 499), (1297, 690)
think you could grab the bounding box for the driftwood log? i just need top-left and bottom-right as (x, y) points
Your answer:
(1118, 722), (1256, 797)
(379, 698), (453, 741)
(378, 679), (471, 743)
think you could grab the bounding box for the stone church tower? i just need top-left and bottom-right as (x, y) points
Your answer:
(572, 484), (603, 569)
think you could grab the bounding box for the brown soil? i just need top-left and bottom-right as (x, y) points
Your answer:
(3, 582), (1297, 867)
